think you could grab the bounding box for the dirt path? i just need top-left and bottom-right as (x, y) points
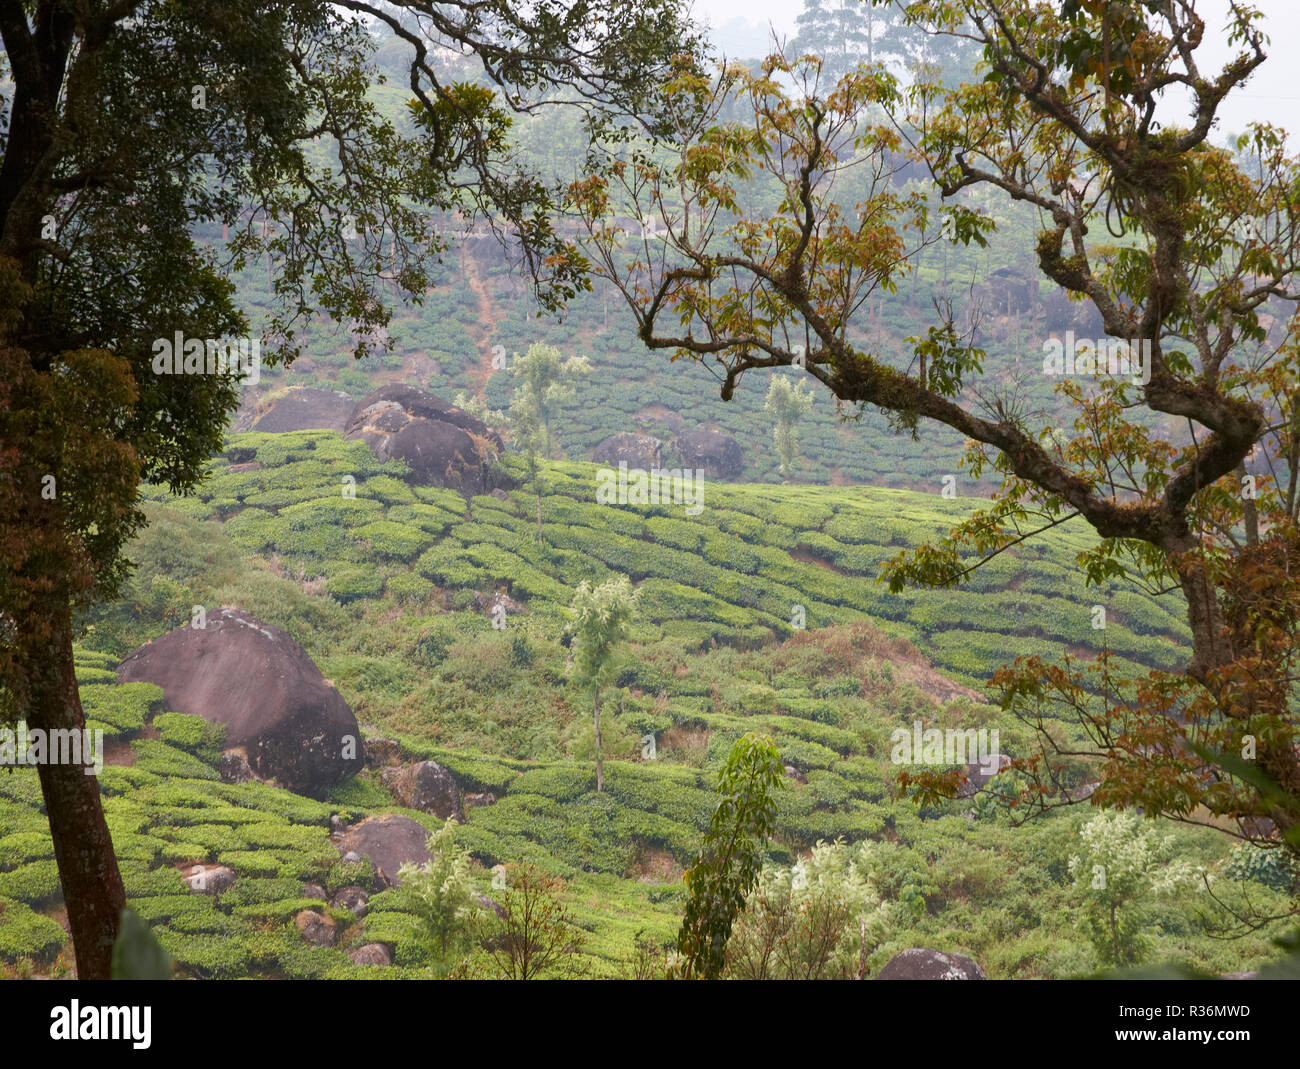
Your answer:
(462, 245), (499, 398)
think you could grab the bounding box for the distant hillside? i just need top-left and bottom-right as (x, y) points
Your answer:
(137, 427), (1191, 695)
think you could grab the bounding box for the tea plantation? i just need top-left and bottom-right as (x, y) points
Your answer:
(2, 432), (1288, 978)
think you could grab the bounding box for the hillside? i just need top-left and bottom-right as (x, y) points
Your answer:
(137, 428), (1192, 694)
(0, 433), (1286, 979)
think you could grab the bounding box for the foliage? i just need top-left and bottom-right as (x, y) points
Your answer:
(1067, 810), (1202, 968)
(508, 343), (592, 461)
(569, 577), (640, 691)
(726, 837), (887, 979)
(569, 576), (639, 791)
(478, 864), (586, 979)
(393, 820), (484, 971)
(765, 375), (814, 481)
(570, 0), (1300, 888)
(677, 732), (785, 978)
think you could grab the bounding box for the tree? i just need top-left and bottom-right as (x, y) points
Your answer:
(790, 0), (975, 86)
(506, 343), (590, 535)
(569, 5), (1300, 887)
(508, 342), (592, 462)
(725, 837), (886, 979)
(792, 0), (881, 79)
(0, 0), (697, 977)
(1068, 809), (1199, 968)
(479, 863), (585, 979)
(677, 732), (785, 979)
(764, 374), (814, 481)
(394, 820), (483, 971)
(568, 576), (638, 792)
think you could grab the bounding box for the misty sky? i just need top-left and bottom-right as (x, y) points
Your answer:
(691, 0), (1300, 139)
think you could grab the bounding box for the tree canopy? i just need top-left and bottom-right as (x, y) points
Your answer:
(568, 0), (1300, 880)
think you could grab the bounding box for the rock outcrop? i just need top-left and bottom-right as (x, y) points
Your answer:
(344, 384), (506, 497)
(378, 761), (463, 822)
(333, 815), (432, 889)
(877, 948), (987, 980)
(116, 608), (364, 796)
(294, 910), (338, 947)
(237, 386), (355, 434)
(181, 864), (236, 895)
(591, 432), (663, 470)
(347, 944), (392, 966)
(677, 428), (744, 480)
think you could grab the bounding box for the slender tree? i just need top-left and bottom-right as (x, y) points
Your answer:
(677, 732), (785, 979)
(508, 342), (592, 461)
(479, 863), (585, 979)
(765, 374), (814, 481)
(568, 575), (638, 792)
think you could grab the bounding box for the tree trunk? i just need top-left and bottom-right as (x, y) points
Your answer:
(1174, 550), (1234, 684)
(26, 601), (126, 979)
(593, 687), (603, 792)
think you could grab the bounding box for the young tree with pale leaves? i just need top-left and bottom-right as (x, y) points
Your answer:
(765, 374), (814, 481)
(568, 576), (638, 792)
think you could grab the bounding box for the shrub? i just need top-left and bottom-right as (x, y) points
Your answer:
(0, 831), (55, 870)
(1222, 843), (1300, 893)
(391, 821), (483, 970)
(327, 565), (386, 603)
(156, 929), (253, 978)
(354, 520), (426, 561)
(361, 909), (430, 966)
(0, 860), (62, 905)
(79, 682), (163, 734)
(214, 850), (283, 878)
(386, 572), (432, 604)
(130, 740), (220, 781)
(120, 866), (188, 899)
(152, 712), (226, 763)
(232, 896), (328, 921)
(0, 897), (67, 962)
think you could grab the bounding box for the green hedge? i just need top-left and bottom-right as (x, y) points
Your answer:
(0, 897), (67, 962)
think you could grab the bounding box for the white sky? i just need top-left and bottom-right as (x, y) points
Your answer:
(690, 0), (1300, 138)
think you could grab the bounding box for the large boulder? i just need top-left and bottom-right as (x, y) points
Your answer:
(237, 386), (355, 434)
(294, 910), (338, 947)
(344, 384), (506, 497)
(181, 864), (236, 896)
(334, 815), (432, 889)
(348, 944), (392, 966)
(116, 608), (364, 796)
(591, 432), (662, 470)
(379, 761), (463, 821)
(877, 948), (987, 980)
(677, 428), (744, 480)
